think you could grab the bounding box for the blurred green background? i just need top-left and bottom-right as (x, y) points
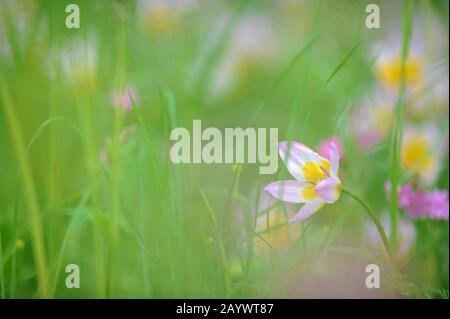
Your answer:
(0, 0), (448, 298)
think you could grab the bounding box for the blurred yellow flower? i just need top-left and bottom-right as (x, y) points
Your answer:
(52, 40), (98, 92)
(377, 57), (423, 89)
(254, 208), (300, 253)
(402, 135), (434, 173)
(138, 0), (195, 35)
(401, 126), (446, 184)
(146, 7), (180, 34)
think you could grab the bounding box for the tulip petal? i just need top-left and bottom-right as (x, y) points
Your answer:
(279, 141), (329, 181)
(264, 180), (314, 203)
(328, 142), (340, 178)
(314, 177), (341, 203)
(288, 198), (324, 223)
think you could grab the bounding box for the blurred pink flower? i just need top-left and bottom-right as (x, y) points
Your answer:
(357, 131), (380, 151)
(319, 137), (343, 161)
(110, 85), (139, 112)
(398, 183), (428, 219)
(427, 190), (450, 220)
(386, 182), (449, 220)
(99, 125), (137, 166)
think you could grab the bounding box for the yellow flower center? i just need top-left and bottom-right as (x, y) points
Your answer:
(302, 184), (317, 201)
(301, 160), (330, 183)
(401, 135), (434, 175)
(377, 57), (423, 88)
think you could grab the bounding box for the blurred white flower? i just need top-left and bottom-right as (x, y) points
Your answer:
(367, 213), (416, 266)
(409, 62), (449, 119)
(138, 0), (197, 35)
(0, 0), (40, 65)
(352, 89), (397, 150)
(372, 22), (448, 100)
(401, 124), (448, 185)
(211, 14), (277, 99)
(47, 38), (98, 90)
(355, 22), (448, 152)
